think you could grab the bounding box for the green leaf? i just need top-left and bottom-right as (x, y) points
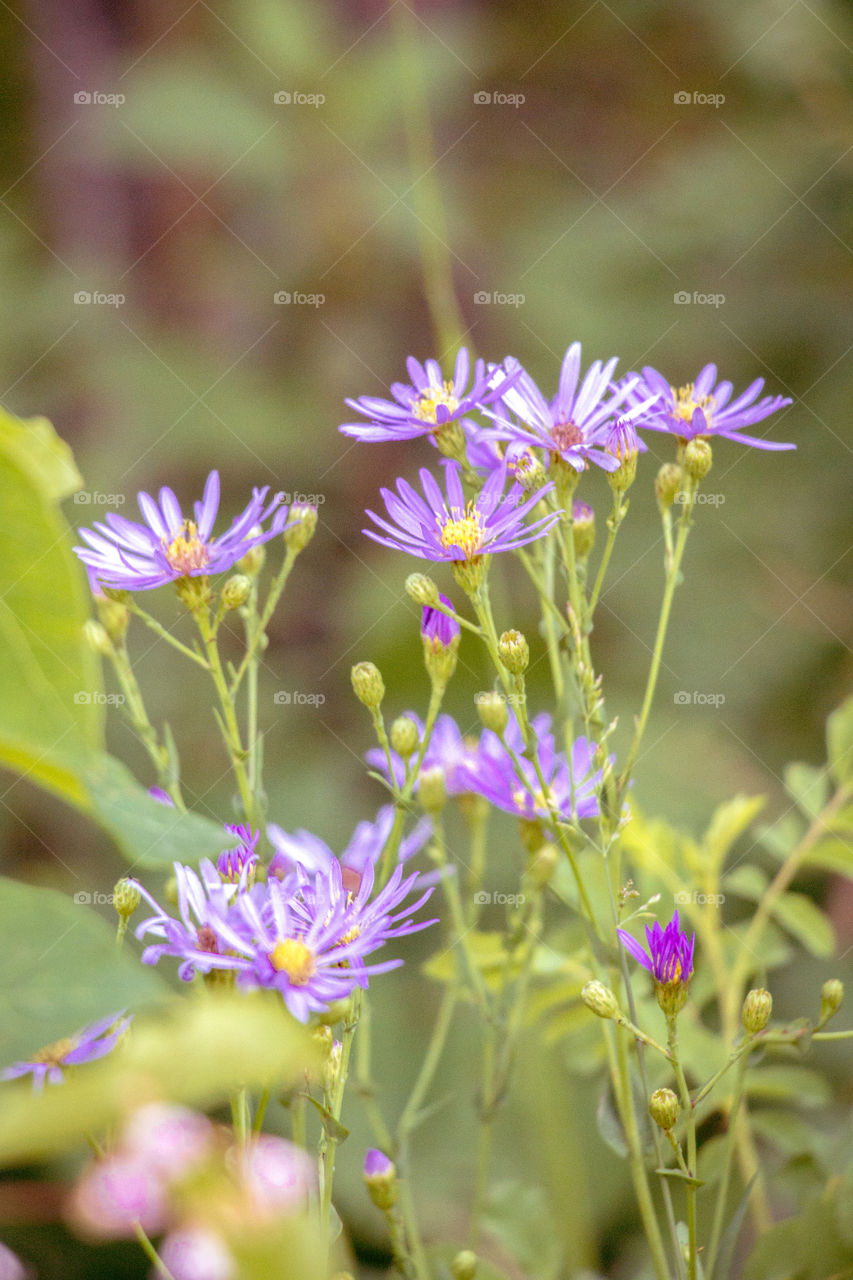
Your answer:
(756, 814), (805, 861)
(303, 1093), (349, 1143)
(722, 864), (768, 900)
(0, 408), (103, 804)
(770, 891), (835, 958)
(703, 794), (766, 872)
(711, 1173), (757, 1280)
(799, 837), (853, 876)
(0, 994), (317, 1166)
(483, 1181), (563, 1279)
(744, 1063), (830, 1108)
(784, 762), (830, 821)
(0, 876), (168, 1068)
(827, 695), (853, 786)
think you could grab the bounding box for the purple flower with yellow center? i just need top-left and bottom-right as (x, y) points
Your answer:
(74, 470), (290, 592)
(2, 1012), (131, 1091)
(363, 460), (559, 579)
(628, 363), (794, 450)
(618, 910), (695, 1015)
(482, 344), (659, 473)
(131, 859), (253, 982)
(340, 349), (517, 443)
(421, 593), (460, 650)
(267, 804), (431, 888)
(217, 823), (259, 883)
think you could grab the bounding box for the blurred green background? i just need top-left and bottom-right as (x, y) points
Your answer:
(0, 0), (851, 1275)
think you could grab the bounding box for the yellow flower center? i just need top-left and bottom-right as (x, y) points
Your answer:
(439, 506), (487, 560)
(671, 384), (715, 428)
(269, 937), (317, 985)
(413, 381), (459, 424)
(513, 785), (556, 812)
(32, 1036), (75, 1067)
(163, 521), (210, 575)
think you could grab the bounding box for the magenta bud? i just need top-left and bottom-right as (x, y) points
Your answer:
(242, 1135), (316, 1216)
(69, 1156), (166, 1239)
(122, 1103), (213, 1181)
(159, 1227), (236, 1280)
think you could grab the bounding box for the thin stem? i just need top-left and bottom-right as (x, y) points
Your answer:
(134, 1222), (177, 1280)
(108, 639), (185, 809)
(195, 606), (257, 827)
(229, 549), (297, 698)
(705, 1053), (749, 1277)
(125, 601), (208, 669)
(587, 488), (628, 619)
(668, 1016), (697, 1280)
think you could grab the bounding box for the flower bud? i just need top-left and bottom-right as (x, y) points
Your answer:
(451, 1250), (478, 1280)
(390, 715), (419, 759)
(405, 573), (440, 607)
(102, 587), (131, 605)
(113, 878), (141, 922)
(655, 462), (683, 509)
(351, 661), (385, 710)
(84, 619), (112, 656)
(649, 1087), (679, 1132)
(683, 438), (713, 481)
(526, 842), (558, 890)
(175, 575), (211, 611)
(655, 979), (690, 1017)
(363, 1149), (397, 1210)
(509, 450), (548, 493)
(605, 419), (639, 492)
(238, 528), (266, 577)
(820, 978), (844, 1024)
(284, 503), (318, 553)
(418, 766), (447, 814)
(581, 980), (619, 1020)
(571, 500), (596, 558)
(742, 987), (772, 1035)
(476, 690), (508, 736)
(434, 420), (467, 462)
(95, 596), (130, 641)
(498, 629), (529, 675)
(221, 574), (252, 611)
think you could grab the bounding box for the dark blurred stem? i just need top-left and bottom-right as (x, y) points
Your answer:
(390, 0), (467, 353)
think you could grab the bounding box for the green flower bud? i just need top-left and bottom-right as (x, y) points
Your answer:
(510, 451), (548, 493)
(221, 573), (252, 611)
(238, 528), (266, 577)
(649, 1087), (679, 1132)
(526, 842), (559, 890)
(498, 629), (529, 675)
(683, 437), (713, 481)
(655, 462), (683, 509)
(113, 877), (141, 921)
(655, 978), (690, 1017)
(451, 557), (486, 596)
(390, 715), (419, 759)
(434, 421), (467, 462)
(83, 619), (112, 656)
(164, 875), (179, 907)
(102, 587), (131, 605)
(95, 596), (130, 641)
(581, 980), (620, 1020)
(405, 572), (440, 607)
(451, 1251), (478, 1280)
(820, 978), (844, 1024)
(284, 503), (318, 553)
(351, 661), (385, 710)
(571, 500), (596, 558)
(476, 690), (508, 736)
(175, 575), (211, 611)
(363, 1150), (398, 1210)
(742, 987), (772, 1035)
(418, 766), (447, 815)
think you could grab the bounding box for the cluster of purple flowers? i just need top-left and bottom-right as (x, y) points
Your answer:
(130, 819), (436, 1024)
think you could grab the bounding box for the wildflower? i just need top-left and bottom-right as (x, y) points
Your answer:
(158, 1227), (236, 1280)
(421, 593), (460, 650)
(131, 859), (253, 982)
(242, 1135), (316, 1216)
(217, 824), (259, 883)
(366, 713), (485, 796)
(629, 363), (794, 449)
(268, 805), (430, 884)
(2, 1012), (131, 1091)
(74, 471), (290, 592)
(363, 1148), (397, 1210)
(618, 910), (695, 1015)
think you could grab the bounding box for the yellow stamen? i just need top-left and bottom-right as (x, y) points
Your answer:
(671, 383), (715, 429)
(413, 380), (459, 425)
(439, 505), (486, 560)
(163, 521), (210, 575)
(32, 1036), (75, 1068)
(269, 937), (317, 985)
(513, 785), (557, 812)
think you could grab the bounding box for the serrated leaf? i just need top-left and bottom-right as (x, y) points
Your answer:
(770, 891), (835, 958)
(784, 762), (830, 822)
(722, 864), (768, 900)
(827, 695), (853, 786)
(0, 876), (168, 1068)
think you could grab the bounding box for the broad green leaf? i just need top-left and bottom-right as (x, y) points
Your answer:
(0, 993), (317, 1165)
(744, 1063), (830, 1108)
(770, 891), (835, 958)
(749, 1108), (832, 1160)
(722, 864), (768, 900)
(0, 876), (168, 1068)
(784, 762), (830, 822)
(801, 837), (853, 876)
(703, 794), (766, 873)
(756, 814), (804, 861)
(483, 1181), (563, 1279)
(743, 1191), (850, 1280)
(0, 408), (102, 804)
(827, 695), (853, 786)
(422, 930), (526, 990)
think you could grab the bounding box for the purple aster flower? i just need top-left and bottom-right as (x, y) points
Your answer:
(74, 470), (291, 592)
(480, 344), (659, 473)
(217, 823), (259, 882)
(421, 593), (460, 650)
(364, 1148), (395, 1178)
(618, 910), (695, 1014)
(69, 1153), (167, 1240)
(366, 712), (486, 797)
(267, 804), (431, 885)
(242, 1135), (316, 1217)
(364, 460), (559, 565)
(627, 363), (794, 450)
(340, 349), (518, 443)
(2, 1012), (131, 1091)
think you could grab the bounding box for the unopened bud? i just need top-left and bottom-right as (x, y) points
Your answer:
(498, 630), (529, 675)
(284, 503), (318, 553)
(405, 573), (440, 607)
(102, 587), (131, 605)
(390, 715), (419, 759)
(649, 1087), (679, 1132)
(571, 500), (596, 558)
(221, 574), (251, 611)
(175, 575), (211, 611)
(742, 987), (772, 1035)
(476, 690), (508, 736)
(84, 620), (112, 656)
(526, 843), (558, 890)
(96, 596), (130, 641)
(418, 766), (447, 814)
(363, 1149), (397, 1210)
(451, 1250), (478, 1280)
(238, 528), (266, 577)
(164, 875), (179, 907)
(509, 451), (548, 492)
(683, 437), (713, 482)
(655, 978), (690, 1017)
(113, 878), (141, 921)
(581, 980), (619, 1020)
(820, 978), (844, 1024)
(351, 662), (385, 710)
(655, 462), (683, 509)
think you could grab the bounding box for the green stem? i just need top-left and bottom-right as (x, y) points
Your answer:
(319, 993), (360, 1266)
(134, 1222), (177, 1280)
(108, 639), (185, 809)
(229, 549), (298, 698)
(705, 1053), (749, 1277)
(587, 487), (628, 619)
(195, 606), (257, 827)
(668, 1016), (697, 1280)
(125, 601), (209, 669)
